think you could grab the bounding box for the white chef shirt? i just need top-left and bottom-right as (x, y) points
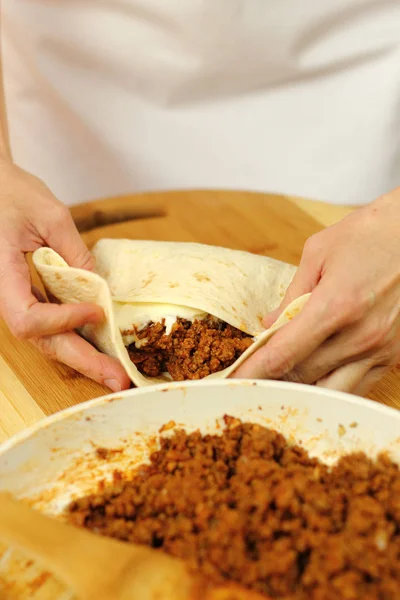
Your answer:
(1, 0), (400, 206)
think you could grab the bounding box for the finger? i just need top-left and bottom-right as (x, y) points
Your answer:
(11, 302), (105, 339)
(234, 283), (339, 380)
(0, 248), (103, 339)
(31, 332), (131, 391)
(261, 306), (282, 330)
(316, 360), (371, 394)
(262, 238), (323, 329)
(281, 337), (357, 384)
(281, 308), (396, 385)
(42, 203), (94, 270)
(352, 366), (390, 397)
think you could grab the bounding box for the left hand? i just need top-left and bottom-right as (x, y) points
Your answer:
(233, 190), (400, 396)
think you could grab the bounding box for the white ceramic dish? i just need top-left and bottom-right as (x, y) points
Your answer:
(0, 379), (399, 599)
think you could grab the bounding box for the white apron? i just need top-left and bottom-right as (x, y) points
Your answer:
(1, 1), (400, 206)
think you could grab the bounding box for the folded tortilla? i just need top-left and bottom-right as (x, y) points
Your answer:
(32, 240), (310, 387)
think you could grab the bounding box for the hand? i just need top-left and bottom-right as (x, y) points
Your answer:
(0, 159), (130, 391)
(234, 190), (400, 396)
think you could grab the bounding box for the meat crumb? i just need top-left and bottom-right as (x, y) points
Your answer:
(68, 418), (400, 599)
(159, 420), (176, 434)
(127, 317), (253, 380)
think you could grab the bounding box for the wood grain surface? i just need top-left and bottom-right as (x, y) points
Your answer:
(0, 190), (398, 443)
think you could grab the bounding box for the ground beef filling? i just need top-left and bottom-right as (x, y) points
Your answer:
(126, 317), (253, 380)
(68, 417), (400, 599)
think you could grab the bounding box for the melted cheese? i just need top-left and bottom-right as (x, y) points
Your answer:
(114, 302), (208, 347)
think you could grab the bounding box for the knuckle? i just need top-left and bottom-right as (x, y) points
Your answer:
(356, 314), (394, 355)
(42, 203), (71, 237)
(282, 367), (309, 385)
(30, 336), (47, 353)
(264, 349), (295, 378)
(371, 337), (399, 365)
(52, 203), (71, 226)
(8, 313), (31, 340)
(357, 325), (387, 353)
(72, 248), (94, 271)
(302, 235), (321, 259)
(30, 336), (57, 359)
(327, 290), (369, 329)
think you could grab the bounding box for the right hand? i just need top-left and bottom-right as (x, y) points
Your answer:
(0, 159), (130, 391)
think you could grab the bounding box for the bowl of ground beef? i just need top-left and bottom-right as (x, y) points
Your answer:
(0, 380), (399, 599)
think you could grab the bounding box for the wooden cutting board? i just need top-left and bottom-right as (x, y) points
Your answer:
(0, 190), (398, 443)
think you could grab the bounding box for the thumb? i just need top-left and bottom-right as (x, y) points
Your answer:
(263, 240), (323, 329)
(44, 204), (94, 271)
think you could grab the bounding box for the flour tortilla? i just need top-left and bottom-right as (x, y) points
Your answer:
(33, 240), (310, 387)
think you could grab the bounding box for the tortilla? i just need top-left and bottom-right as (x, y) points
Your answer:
(32, 240), (310, 386)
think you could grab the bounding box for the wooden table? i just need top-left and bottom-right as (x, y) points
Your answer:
(0, 190), (398, 443)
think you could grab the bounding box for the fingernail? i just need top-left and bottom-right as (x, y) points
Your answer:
(104, 378), (121, 392)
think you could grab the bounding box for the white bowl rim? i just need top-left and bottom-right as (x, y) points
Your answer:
(0, 379), (398, 456)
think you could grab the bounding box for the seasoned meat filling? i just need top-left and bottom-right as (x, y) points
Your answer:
(126, 317), (253, 380)
(68, 417), (400, 599)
